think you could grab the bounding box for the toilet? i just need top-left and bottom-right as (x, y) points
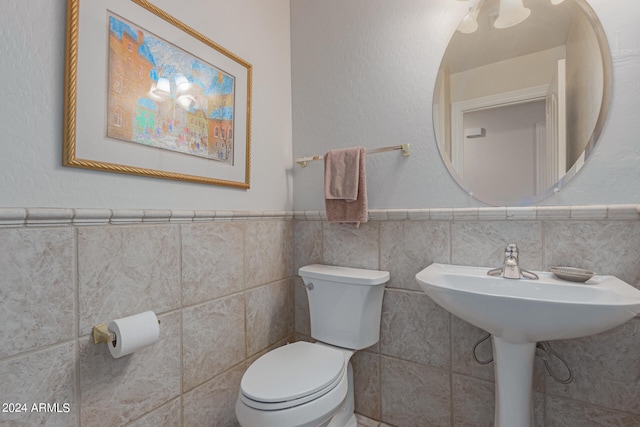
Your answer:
(235, 264), (389, 427)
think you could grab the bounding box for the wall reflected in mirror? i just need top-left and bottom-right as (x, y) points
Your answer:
(433, 0), (611, 206)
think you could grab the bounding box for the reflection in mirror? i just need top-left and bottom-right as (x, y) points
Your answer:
(433, 0), (611, 206)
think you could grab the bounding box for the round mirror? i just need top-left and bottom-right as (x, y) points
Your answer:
(433, 0), (611, 206)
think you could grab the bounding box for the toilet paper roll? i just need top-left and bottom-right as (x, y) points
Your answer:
(108, 311), (160, 358)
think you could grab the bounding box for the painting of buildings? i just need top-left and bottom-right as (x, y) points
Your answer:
(107, 13), (235, 164)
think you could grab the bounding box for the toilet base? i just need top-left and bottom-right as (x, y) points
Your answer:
(330, 413), (356, 427)
(327, 362), (356, 427)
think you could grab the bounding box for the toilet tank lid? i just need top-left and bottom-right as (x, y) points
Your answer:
(299, 264), (390, 285)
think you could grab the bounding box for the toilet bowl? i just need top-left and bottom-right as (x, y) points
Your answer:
(235, 341), (355, 427)
(235, 264), (389, 427)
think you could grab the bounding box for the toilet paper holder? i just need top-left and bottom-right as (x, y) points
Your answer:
(92, 319), (161, 345)
(92, 323), (116, 345)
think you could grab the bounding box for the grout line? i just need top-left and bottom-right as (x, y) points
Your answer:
(242, 223), (249, 364)
(178, 224), (185, 427)
(0, 339), (77, 368)
(73, 227), (81, 427)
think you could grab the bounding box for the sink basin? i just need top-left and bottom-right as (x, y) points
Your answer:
(415, 263), (640, 427)
(416, 263), (640, 344)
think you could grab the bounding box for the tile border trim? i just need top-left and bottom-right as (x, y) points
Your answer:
(0, 205), (637, 227)
(293, 204), (640, 221)
(0, 208), (293, 227)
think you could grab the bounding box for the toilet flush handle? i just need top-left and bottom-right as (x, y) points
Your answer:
(302, 282), (314, 291)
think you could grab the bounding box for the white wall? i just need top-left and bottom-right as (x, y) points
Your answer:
(291, 0), (640, 209)
(0, 0), (293, 211)
(3, 1), (637, 211)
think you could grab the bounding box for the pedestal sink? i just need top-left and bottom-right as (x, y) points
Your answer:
(416, 263), (640, 427)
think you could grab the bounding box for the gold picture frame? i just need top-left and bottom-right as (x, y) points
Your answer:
(63, 0), (252, 188)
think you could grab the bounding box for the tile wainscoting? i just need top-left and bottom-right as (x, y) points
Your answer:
(1, 205), (639, 426)
(0, 209), (294, 426)
(294, 205), (640, 426)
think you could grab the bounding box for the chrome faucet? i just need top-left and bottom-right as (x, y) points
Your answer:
(488, 243), (539, 280)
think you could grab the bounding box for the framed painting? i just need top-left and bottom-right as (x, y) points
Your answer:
(63, 0), (252, 188)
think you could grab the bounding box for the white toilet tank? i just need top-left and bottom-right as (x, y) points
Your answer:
(299, 264), (389, 350)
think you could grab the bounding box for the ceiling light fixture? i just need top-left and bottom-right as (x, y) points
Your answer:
(494, 0), (531, 29)
(456, 0), (483, 34)
(458, 3), (481, 33)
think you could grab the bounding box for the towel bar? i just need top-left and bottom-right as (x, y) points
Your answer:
(295, 144), (410, 167)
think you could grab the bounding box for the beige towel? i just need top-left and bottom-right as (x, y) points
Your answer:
(324, 147), (368, 226)
(324, 147), (361, 201)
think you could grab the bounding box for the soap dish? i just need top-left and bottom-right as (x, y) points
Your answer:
(549, 266), (596, 283)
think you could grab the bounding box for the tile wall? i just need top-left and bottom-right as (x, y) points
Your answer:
(2, 205), (639, 426)
(294, 205), (640, 427)
(0, 209), (294, 426)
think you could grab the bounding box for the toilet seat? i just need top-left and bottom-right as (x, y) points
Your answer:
(240, 341), (346, 411)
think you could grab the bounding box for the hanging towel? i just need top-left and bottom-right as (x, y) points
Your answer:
(324, 147), (368, 226)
